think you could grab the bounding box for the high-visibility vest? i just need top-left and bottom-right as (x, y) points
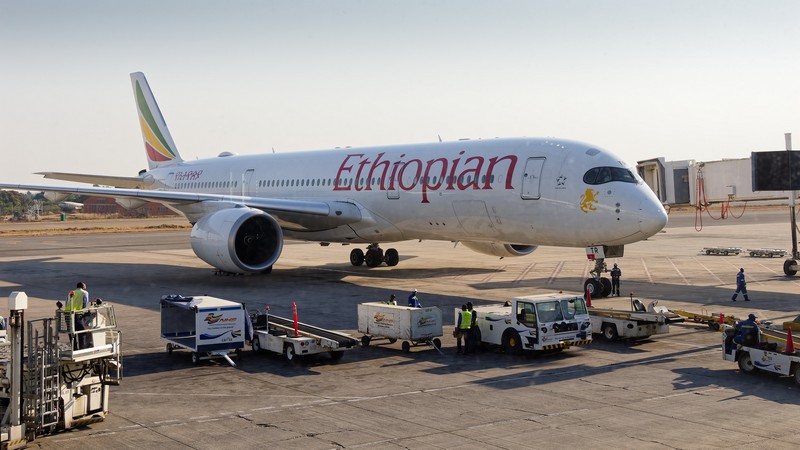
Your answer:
(459, 310), (472, 329)
(65, 290), (84, 312)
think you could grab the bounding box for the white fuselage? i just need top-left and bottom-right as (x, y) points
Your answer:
(146, 137), (666, 247)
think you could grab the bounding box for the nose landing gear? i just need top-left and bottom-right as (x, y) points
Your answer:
(350, 244), (399, 268)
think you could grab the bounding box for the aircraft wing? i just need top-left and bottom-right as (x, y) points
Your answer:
(0, 183), (363, 231)
(36, 172), (148, 189)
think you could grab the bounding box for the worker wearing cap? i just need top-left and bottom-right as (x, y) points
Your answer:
(386, 294), (397, 305)
(456, 304), (471, 354)
(731, 268), (750, 301)
(610, 263), (622, 296)
(733, 313), (760, 346)
(408, 289), (421, 308)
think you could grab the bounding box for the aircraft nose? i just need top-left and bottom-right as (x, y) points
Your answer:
(638, 198), (668, 237)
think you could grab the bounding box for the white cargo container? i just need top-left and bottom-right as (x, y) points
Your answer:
(160, 295), (246, 366)
(358, 302), (442, 352)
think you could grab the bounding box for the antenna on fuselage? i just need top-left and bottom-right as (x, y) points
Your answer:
(438, 135), (442, 142)
(272, 147), (275, 154)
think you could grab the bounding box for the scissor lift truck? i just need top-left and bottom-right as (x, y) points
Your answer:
(590, 298), (684, 340)
(722, 324), (800, 385)
(250, 310), (358, 362)
(1, 292), (122, 450)
(470, 293), (592, 354)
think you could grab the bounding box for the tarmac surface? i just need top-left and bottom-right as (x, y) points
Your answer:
(1, 209), (800, 449)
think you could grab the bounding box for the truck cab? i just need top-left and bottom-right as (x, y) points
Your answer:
(467, 293), (592, 354)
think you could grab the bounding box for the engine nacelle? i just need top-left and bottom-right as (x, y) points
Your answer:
(190, 207), (283, 273)
(461, 241), (538, 258)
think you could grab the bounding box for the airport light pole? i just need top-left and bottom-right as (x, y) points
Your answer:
(788, 133), (798, 261)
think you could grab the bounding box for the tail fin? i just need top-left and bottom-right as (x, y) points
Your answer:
(131, 72), (183, 170)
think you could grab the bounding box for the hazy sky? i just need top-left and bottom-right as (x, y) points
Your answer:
(2, 1), (799, 186)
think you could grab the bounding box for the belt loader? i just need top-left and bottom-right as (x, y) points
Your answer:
(590, 298), (684, 340)
(469, 293), (592, 354)
(250, 308), (358, 362)
(1, 292), (122, 449)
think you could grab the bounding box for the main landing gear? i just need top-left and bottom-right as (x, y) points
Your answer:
(350, 244), (400, 268)
(584, 258), (613, 298)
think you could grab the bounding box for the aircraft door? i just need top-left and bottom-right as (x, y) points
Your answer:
(242, 169), (255, 196)
(521, 157), (545, 200)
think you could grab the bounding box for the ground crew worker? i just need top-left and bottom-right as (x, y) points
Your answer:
(456, 304), (471, 354)
(408, 289), (421, 308)
(731, 268), (750, 301)
(733, 313), (760, 346)
(65, 282), (90, 349)
(387, 294), (397, 305)
(610, 263), (622, 296)
(466, 302), (477, 354)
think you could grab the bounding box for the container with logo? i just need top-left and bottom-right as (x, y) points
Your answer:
(357, 302), (442, 352)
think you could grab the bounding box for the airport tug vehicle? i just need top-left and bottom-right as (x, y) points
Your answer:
(722, 322), (800, 385)
(1, 292), (122, 449)
(468, 293), (592, 354)
(590, 297), (684, 341)
(250, 305), (358, 362)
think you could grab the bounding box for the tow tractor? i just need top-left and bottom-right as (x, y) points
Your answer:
(470, 293), (592, 354)
(722, 323), (800, 385)
(1, 292), (122, 449)
(250, 305), (358, 362)
(590, 297), (684, 340)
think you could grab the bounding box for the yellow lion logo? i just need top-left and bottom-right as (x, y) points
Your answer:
(580, 188), (599, 213)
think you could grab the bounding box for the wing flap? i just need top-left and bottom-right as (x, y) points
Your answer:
(36, 172), (148, 189)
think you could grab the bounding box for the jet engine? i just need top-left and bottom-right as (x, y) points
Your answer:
(461, 241), (538, 258)
(190, 207), (283, 273)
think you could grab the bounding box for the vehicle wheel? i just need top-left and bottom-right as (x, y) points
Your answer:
(707, 321), (720, 331)
(738, 353), (758, 374)
(283, 344), (296, 362)
(191, 352), (199, 365)
(794, 365), (800, 386)
(706, 250), (712, 255)
(600, 277), (613, 297)
(768, 253), (774, 258)
(365, 248), (382, 267)
(252, 336), (262, 353)
(602, 323), (619, 340)
(350, 248), (365, 266)
(750, 252), (755, 257)
(723, 251), (729, 256)
(402, 341), (411, 352)
(384, 248), (399, 266)
(784, 259), (797, 276)
(330, 351), (344, 361)
(432, 338), (442, 350)
(388, 338), (397, 344)
(166, 343), (173, 354)
(502, 329), (522, 355)
(583, 279), (601, 298)
(361, 336), (371, 347)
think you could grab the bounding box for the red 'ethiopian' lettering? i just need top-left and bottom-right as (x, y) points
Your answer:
(333, 151), (518, 203)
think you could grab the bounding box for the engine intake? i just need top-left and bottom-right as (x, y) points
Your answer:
(461, 241), (538, 258)
(190, 207), (283, 273)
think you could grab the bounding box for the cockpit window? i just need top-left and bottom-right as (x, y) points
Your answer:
(583, 167), (638, 185)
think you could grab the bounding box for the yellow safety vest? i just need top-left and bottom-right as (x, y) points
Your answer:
(65, 290), (84, 312)
(459, 310), (472, 329)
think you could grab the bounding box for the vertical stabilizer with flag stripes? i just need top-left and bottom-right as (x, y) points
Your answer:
(131, 72), (183, 169)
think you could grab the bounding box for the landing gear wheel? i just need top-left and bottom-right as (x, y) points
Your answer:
(350, 249), (365, 266)
(583, 279), (601, 298)
(738, 353), (757, 374)
(166, 343), (173, 354)
(361, 336), (371, 347)
(283, 344), (296, 362)
(191, 352), (199, 365)
(402, 341), (411, 353)
(384, 248), (399, 266)
(502, 329), (522, 355)
(602, 323), (619, 340)
(252, 336), (262, 353)
(600, 277), (613, 297)
(784, 259), (797, 276)
(365, 248), (383, 267)
(330, 351), (344, 361)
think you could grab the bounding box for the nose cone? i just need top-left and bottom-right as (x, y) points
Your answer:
(638, 198), (668, 238)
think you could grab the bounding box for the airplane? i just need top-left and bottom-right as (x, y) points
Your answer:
(58, 201), (84, 212)
(0, 72), (668, 298)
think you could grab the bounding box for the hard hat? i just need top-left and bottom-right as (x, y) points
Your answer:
(748, 313), (757, 320)
(413, 288), (417, 292)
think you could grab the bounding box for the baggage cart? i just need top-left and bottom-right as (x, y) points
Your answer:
(701, 246), (741, 256)
(160, 295), (245, 366)
(358, 302), (443, 352)
(746, 248), (787, 258)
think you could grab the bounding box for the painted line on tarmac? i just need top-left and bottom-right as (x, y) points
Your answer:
(693, 256), (724, 284)
(640, 257), (654, 284)
(667, 257), (689, 285)
(645, 387), (727, 401)
(514, 262), (536, 283)
(547, 261), (564, 284)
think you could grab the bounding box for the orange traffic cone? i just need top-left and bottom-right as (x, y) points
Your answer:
(585, 287), (593, 308)
(786, 327), (795, 354)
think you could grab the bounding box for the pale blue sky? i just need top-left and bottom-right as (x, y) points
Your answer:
(2, 1), (799, 185)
